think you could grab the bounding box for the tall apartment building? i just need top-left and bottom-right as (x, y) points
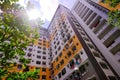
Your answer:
(10, 0), (120, 80)
(72, 0), (120, 78)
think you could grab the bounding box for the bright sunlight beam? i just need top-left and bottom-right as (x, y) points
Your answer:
(27, 9), (40, 20)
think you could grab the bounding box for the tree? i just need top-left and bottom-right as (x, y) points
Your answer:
(103, 0), (120, 7)
(108, 10), (120, 28)
(0, 0), (41, 79)
(104, 0), (120, 28)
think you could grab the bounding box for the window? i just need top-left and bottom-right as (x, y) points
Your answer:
(42, 75), (46, 79)
(37, 55), (41, 59)
(56, 57), (58, 62)
(54, 45), (57, 49)
(39, 39), (42, 41)
(43, 47), (46, 50)
(54, 41), (56, 44)
(92, 51), (100, 58)
(81, 51), (83, 55)
(67, 33), (71, 40)
(60, 60), (64, 65)
(42, 68), (46, 72)
(72, 46), (76, 52)
(43, 52), (46, 54)
(57, 41), (60, 45)
(38, 42), (42, 45)
(43, 56), (46, 60)
(76, 43), (79, 46)
(62, 68), (66, 75)
(59, 52), (62, 57)
(66, 29), (68, 33)
(28, 48), (32, 51)
(27, 53), (31, 57)
(37, 51), (41, 53)
(63, 38), (67, 43)
(36, 75), (40, 79)
(87, 43), (95, 49)
(17, 64), (22, 70)
(55, 51), (57, 55)
(108, 76), (117, 80)
(42, 62), (46, 65)
(58, 46), (61, 51)
(38, 46), (41, 49)
(69, 60), (75, 68)
(36, 67), (40, 69)
(43, 44), (46, 46)
(56, 64), (60, 69)
(58, 73), (61, 78)
(65, 44), (69, 49)
(36, 61), (41, 65)
(67, 51), (72, 57)
(79, 65), (86, 74)
(75, 54), (80, 60)
(69, 39), (73, 43)
(99, 62), (108, 69)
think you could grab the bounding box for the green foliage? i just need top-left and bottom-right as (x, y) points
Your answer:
(109, 0), (120, 7)
(0, 68), (40, 80)
(6, 69), (40, 80)
(103, 0), (120, 28)
(0, 0), (42, 79)
(108, 10), (120, 28)
(104, 0), (120, 7)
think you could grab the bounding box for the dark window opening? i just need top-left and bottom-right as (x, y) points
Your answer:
(59, 52), (62, 57)
(36, 61), (41, 65)
(56, 57), (58, 61)
(37, 51), (41, 53)
(37, 55), (41, 59)
(42, 75), (46, 79)
(62, 68), (66, 75)
(42, 68), (46, 72)
(43, 52), (46, 54)
(67, 51), (72, 57)
(58, 46), (61, 51)
(38, 46), (41, 49)
(65, 44), (69, 49)
(42, 62), (46, 65)
(58, 73), (61, 78)
(79, 65), (86, 74)
(69, 60), (75, 68)
(27, 53), (31, 57)
(56, 64), (60, 69)
(99, 62), (108, 69)
(108, 76), (117, 80)
(43, 56), (46, 59)
(60, 59), (64, 65)
(17, 64), (22, 70)
(28, 48), (32, 51)
(72, 46), (76, 52)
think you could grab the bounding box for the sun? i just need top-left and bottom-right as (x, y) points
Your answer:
(27, 9), (40, 20)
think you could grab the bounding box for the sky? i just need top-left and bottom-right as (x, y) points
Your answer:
(18, 0), (76, 28)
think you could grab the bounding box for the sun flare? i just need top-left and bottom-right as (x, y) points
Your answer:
(27, 9), (40, 20)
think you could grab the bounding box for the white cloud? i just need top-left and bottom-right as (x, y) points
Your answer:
(39, 0), (59, 21)
(18, 0), (76, 28)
